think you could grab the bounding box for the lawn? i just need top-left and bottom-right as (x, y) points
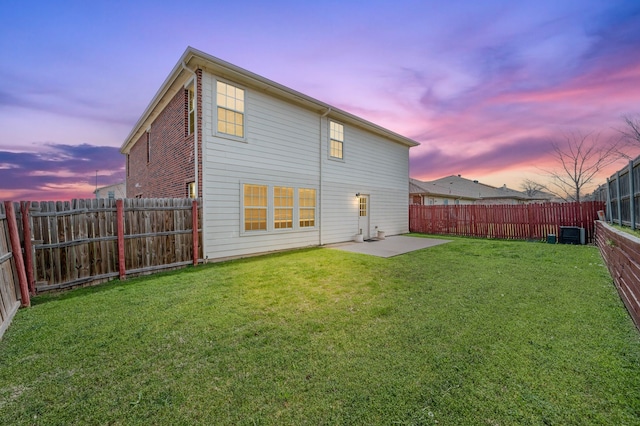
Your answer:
(1, 236), (639, 425)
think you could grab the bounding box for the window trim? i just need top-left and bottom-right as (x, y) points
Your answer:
(274, 186), (294, 230)
(298, 188), (317, 228)
(146, 130), (151, 164)
(242, 183), (268, 233)
(215, 79), (246, 142)
(329, 120), (345, 161)
(240, 183), (318, 235)
(187, 181), (196, 199)
(187, 87), (195, 136)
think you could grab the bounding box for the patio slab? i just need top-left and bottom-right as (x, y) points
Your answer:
(326, 235), (451, 258)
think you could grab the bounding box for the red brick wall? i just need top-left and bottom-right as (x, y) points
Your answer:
(127, 70), (203, 198)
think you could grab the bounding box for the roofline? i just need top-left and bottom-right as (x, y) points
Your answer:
(121, 46), (419, 153)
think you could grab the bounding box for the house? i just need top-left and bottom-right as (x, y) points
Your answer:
(410, 175), (550, 205)
(120, 46), (419, 261)
(94, 182), (126, 199)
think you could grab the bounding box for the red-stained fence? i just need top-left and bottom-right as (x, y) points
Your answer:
(595, 221), (640, 331)
(410, 201), (605, 243)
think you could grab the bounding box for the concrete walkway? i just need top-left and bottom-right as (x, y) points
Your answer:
(327, 235), (451, 258)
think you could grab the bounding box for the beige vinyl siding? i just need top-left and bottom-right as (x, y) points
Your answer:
(201, 72), (320, 260)
(199, 70), (410, 260)
(320, 121), (410, 244)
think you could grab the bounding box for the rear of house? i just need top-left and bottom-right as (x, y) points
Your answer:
(121, 47), (418, 260)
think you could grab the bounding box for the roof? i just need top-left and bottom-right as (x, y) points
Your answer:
(410, 175), (545, 201)
(121, 46), (420, 154)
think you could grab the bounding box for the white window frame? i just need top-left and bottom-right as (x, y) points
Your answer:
(240, 183), (318, 235)
(215, 79), (246, 141)
(242, 183), (268, 233)
(329, 120), (344, 160)
(299, 188), (316, 228)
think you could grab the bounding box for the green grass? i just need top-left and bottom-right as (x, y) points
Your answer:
(1, 236), (639, 425)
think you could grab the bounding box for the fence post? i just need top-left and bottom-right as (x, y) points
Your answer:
(192, 199), (199, 266)
(117, 199), (126, 280)
(606, 178), (612, 222)
(616, 171), (622, 225)
(19, 202), (36, 296)
(629, 161), (636, 230)
(4, 201), (30, 307)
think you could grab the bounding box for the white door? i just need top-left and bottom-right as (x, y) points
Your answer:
(358, 195), (370, 240)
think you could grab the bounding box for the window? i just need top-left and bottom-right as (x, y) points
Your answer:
(108, 191), (115, 200)
(274, 186), (293, 229)
(187, 182), (196, 199)
(187, 88), (195, 135)
(330, 121), (344, 159)
(244, 184), (267, 231)
(299, 188), (316, 227)
(359, 196), (367, 217)
(146, 131), (151, 163)
(217, 81), (245, 138)
(126, 154), (130, 177)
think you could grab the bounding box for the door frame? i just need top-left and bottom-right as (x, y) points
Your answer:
(358, 194), (370, 240)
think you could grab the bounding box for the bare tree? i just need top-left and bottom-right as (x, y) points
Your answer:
(520, 179), (548, 197)
(545, 132), (621, 203)
(620, 114), (640, 146)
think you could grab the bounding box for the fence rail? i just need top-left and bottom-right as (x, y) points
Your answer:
(410, 201), (604, 243)
(6, 198), (202, 293)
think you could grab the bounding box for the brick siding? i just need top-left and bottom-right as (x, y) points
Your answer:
(127, 70), (203, 198)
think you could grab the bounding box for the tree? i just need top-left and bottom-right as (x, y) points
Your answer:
(620, 114), (640, 147)
(545, 132), (621, 203)
(520, 179), (548, 197)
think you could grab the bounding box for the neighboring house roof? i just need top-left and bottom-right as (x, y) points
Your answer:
(120, 46), (420, 154)
(410, 175), (547, 202)
(94, 182), (126, 198)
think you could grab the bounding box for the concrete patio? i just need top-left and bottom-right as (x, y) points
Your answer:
(326, 235), (451, 258)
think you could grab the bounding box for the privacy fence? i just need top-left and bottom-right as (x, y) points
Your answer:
(410, 201), (604, 243)
(0, 202), (29, 339)
(3, 198), (202, 294)
(594, 155), (640, 229)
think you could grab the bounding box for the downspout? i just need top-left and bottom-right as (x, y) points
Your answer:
(181, 61), (198, 200)
(319, 107), (331, 246)
(182, 61), (200, 258)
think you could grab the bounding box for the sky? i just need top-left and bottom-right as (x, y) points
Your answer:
(1, 0), (639, 200)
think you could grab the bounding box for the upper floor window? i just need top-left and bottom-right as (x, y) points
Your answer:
(330, 121), (344, 159)
(187, 88), (195, 135)
(217, 81), (245, 138)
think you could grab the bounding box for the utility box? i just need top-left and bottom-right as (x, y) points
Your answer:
(559, 226), (585, 245)
(547, 234), (556, 244)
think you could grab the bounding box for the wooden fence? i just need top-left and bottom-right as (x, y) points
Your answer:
(7, 198), (202, 293)
(595, 221), (640, 331)
(410, 201), (605, 243)
(0, 203), (26, 339)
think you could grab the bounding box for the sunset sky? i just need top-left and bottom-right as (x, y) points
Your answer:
(1, 0), (639, 200)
